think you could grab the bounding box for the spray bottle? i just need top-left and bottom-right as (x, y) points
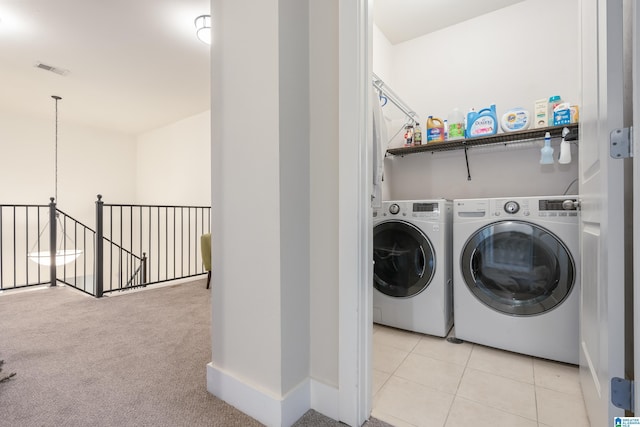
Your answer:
(540, 132), (554, 164)
(558, 127), (571, 164)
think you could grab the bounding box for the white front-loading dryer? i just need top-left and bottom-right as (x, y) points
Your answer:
(453, 196), (580, 364)
(373, 199), (453, 337)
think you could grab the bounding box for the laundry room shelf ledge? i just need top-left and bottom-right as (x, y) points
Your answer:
(386, 123), (578, 156)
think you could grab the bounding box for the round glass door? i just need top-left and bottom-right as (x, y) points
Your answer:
(373, 221), (436, 298)
(460, 221), (575, 316)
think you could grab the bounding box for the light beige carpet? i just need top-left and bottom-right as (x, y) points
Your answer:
(0, 280), (263, 427)
(0, 280), (391, 427)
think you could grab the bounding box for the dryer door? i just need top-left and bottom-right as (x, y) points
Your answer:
(373, 220), (436, 298)
(460, 221), (575, 316)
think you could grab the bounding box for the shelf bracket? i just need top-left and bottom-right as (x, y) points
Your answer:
(463, 146), (472, 181)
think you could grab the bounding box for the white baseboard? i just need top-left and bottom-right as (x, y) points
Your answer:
(207, 362), (311, 427)
(310, 379), (340, 421)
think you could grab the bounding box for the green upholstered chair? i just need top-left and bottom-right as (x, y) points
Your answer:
(200, 233), (212, 289)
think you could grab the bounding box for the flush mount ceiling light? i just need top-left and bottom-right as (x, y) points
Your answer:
(194, 14), (211, 45)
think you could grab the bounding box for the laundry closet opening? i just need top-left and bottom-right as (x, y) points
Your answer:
(369, 1), (587, 425)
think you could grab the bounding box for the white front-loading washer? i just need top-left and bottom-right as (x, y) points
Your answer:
(373, 199), (453, 337)
(453, 196), (580, 364)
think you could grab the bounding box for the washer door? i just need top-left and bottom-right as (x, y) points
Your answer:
(373, 220), (436, 298)
(461, 221), (575, 316)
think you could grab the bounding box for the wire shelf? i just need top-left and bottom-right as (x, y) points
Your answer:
(386, 123), (579, 156)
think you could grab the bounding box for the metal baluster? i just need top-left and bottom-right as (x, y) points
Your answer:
(49, 198), (56, 287)
(95, 195), (104, 297)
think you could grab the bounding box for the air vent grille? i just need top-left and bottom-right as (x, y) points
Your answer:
(34, 62), (69, 76)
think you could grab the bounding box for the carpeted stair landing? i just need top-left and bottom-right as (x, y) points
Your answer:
(0, 281), (391, 427)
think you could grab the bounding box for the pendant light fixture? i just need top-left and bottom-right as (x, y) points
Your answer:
(28, 95), (83, 266)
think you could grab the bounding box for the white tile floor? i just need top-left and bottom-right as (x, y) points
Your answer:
(372, 324), (589, 427)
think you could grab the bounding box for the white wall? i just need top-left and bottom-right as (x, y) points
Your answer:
(208, 0), (315, 424)
(136, 110), (211, 206)
(0, 108), (137, 224)
(372, 24), (392, 83)
(208, 0), (349, 424)
(210, 0), (283, 395)
(375, 0), (580, 200)
(279, 0), (311, 397)
(0, 106), (210, 220)
(309, 0), (339, 390)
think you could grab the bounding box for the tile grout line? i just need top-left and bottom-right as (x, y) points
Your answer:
(375, 343), (421, 427)
(371, 327), (420, 425)
(375, 324), (586, 426)
(440, 339), (475, 427)
(374, 328), (457, 427)
(450, 345), (541, 424)
(532, 357), (540, 425)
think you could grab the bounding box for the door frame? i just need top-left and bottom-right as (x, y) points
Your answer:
(337, 0), (373, 426)
(633, 0), (640, 414)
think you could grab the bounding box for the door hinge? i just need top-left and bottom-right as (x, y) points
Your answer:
(611, 377), (634, 412)
(610, 127), (634, 159)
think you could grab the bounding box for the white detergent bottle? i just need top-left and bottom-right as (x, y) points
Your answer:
(464, 108), (474, 138)
(448, 108), (465, 140)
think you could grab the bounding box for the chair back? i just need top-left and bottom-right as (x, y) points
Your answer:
(200, 233), (212, 271)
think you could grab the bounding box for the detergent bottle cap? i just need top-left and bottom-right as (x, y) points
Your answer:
(549, 95), (561, 102)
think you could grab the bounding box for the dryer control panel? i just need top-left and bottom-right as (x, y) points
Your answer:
(454, 197), (579, 223)
(490, 197), (579, 218)
(411, 202), (441, 218)
(539, 199), (579, 211)
(374, 200), (449, 219)
(536, 198), (579, 217)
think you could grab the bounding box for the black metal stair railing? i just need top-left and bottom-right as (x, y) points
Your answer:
(53, 206), (96, 295)
(95, 195), (210, 297)
(0, 196), (210, 297)
(0, 200), (95, 294)
(0, 203), (50, 291)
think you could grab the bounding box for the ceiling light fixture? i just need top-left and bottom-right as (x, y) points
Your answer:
(194, 14), (211, 45)
(34, 62), (70, 76)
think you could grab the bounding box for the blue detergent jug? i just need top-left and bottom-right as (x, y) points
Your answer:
(466, 105), (498, 138)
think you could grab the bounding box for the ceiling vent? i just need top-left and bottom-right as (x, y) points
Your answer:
(34, 62), (69, 76)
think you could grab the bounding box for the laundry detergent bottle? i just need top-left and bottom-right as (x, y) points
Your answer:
(447, 108), (465, 140)
(466, 104), (498, 138)
(426, 116), (445, 143)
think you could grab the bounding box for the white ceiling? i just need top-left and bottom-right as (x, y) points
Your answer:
(0, 0), (210, 135)
(374, 0), (526, 45)
(0, 1), (524, 136)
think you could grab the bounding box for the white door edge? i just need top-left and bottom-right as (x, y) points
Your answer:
(337, 0), (372, 426)
(633, 0), (640, 415)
